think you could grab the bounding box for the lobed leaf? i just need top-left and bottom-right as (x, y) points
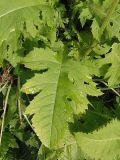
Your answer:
(21, 47), (101, 148)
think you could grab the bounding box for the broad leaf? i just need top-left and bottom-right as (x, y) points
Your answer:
(21, 47), (101, 148)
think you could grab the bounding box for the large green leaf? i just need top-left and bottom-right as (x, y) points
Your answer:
(75, 119), (120, 160)
(21, 46), (101, 148)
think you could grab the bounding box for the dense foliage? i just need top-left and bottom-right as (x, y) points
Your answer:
(0, 0), (120, 159)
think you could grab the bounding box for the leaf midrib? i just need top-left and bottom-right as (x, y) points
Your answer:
(49, 56), (64, 147)
(80, 134), (120, 142)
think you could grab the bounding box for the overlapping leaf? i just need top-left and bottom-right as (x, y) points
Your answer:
(74, 0), (120, 41)
(0, 0), (59, 66)
(38, 132), (85, 160)
(90, 0), (120, 41)
(75, 119), (120, 160)
(0, 0), (57, 43)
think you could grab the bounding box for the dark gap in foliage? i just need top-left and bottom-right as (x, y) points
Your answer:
(69, 99), (114, 134)
(10, 139), (38, 160)
(110, 22), (113, 26)
(39, 11), (42, 20)
(34, 25), (39, 30)
(84, 82), (89, 85)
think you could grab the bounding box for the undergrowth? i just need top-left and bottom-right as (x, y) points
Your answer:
(0, 0), (120, 160)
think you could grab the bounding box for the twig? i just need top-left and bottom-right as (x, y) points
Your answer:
(100, 81), (120, 97)
(0, 82), (12, 146)
(95, 79), (120, 97)
(111, 88), (120, 97)
(23, 114), (35, 132)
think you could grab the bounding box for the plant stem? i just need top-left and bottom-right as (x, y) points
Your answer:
(111, 88), (120, 97)
(17, 76), (22, 124)
(0, 82), (12, 146)
(0, 81), (8, 93)
(23, 114), (35, 132)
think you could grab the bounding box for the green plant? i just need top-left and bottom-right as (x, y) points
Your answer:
(0, 0), (120, 159)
